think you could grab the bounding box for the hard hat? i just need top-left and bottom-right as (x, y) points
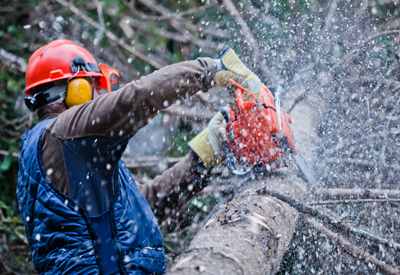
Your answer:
(24, 39), (120, 111)
(25, 39), (104, 95)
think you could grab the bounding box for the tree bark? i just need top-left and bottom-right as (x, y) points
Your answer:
(168, 167), (308, 275)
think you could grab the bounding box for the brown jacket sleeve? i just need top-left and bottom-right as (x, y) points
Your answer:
(42, 58), (216, 196)
(47, 57), (216, 139)
(136, 150), (212, 223)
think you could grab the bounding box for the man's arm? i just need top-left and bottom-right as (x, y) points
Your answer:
(136, 150), (211, 223)
(42, 58), (216, 196)
(48, 58), (216, 139)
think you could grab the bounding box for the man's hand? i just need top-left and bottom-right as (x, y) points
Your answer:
(188, 108), (230, 168)
(207, 107), (230, 160)
(225, 75), (263, 109)
(214, 47), (261, 101)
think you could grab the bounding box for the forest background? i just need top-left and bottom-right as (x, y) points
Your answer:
(1, 0), (400, 274)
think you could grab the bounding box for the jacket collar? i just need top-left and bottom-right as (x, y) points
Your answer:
(39, 113), (59, 121)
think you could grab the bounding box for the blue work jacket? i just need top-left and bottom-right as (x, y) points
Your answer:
(17, 118), (166, 274)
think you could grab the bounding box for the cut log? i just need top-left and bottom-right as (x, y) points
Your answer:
(168, 167), (307, 275)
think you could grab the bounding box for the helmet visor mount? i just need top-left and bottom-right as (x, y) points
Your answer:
(98, 63), (120, 94)
(70, 56), (120, 95)
(70, 56), (101, 74)
(24, 84), (66, 112)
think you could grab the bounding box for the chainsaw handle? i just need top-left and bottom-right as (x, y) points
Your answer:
(230, 79), (263, 111)
(222, 140), (251, 176)
(220, 108), (234, 140)
(220, 108), (230, 124)
(220, 108), (251, 176)
(234, 87), (246, 112)
(229, 79), (258, 101)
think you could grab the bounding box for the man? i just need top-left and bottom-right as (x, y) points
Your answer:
(17, 39), (260, 274)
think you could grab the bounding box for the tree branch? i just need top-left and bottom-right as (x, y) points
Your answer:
(122, 16), (190, 43)
(221, 0), (274, 82)
(121, 0), (227, 39)
(55, 0), (164, 69)
(0, 204), (28, 246)
(92, 1), (141, 76)
(138, 2), (217, 21)
(0, 48), (27, 72)
(308, 198), (400, 206)
(325, 157), (400, 171)
(329, 30), (400, 72)
(304, 218), (400, 275)
(258, 187), (400, 252)
(0, 150), (20, 159)
(315, 188), (400, 200)
(93, 0), (105, 28)
(123, 156), (184, 168)
(136, 0), (224, 50)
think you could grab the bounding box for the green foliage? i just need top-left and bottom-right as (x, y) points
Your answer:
(0, 199), (35, 274)
(0, 151), (12, 171)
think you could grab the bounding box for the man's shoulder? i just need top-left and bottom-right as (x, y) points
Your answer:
(23, 118), (57, 144)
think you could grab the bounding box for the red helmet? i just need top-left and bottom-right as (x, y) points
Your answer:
(25, 40), (104, 95)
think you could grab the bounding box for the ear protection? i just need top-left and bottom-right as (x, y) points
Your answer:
(64, 78), (93, 108)
(64, 60), (120, 108)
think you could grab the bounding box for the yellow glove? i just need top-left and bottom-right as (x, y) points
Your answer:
(188, 108), (229, 168)
(214, 47), (261, 100)
(226, 75), (262, 108)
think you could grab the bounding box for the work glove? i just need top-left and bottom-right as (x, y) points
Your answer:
(225, 75), (259, 109)
(188, 107), (230, 168)
(214, 47), (261, 101)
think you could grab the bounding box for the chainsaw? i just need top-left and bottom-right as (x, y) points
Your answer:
(220, 79), (297, 176)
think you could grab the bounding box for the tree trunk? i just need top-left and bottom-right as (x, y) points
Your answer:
(168, 167), (308, 275)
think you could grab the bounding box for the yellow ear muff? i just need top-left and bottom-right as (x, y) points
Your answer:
(65, 78), (93, 108)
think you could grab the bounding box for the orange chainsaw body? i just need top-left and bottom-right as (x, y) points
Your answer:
(225, 83), (297, 172)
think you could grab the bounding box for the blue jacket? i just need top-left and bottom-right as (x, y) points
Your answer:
(17, 118), (166, 274)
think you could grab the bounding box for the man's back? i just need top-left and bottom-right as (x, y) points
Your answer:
(18, 117), (167, 274)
